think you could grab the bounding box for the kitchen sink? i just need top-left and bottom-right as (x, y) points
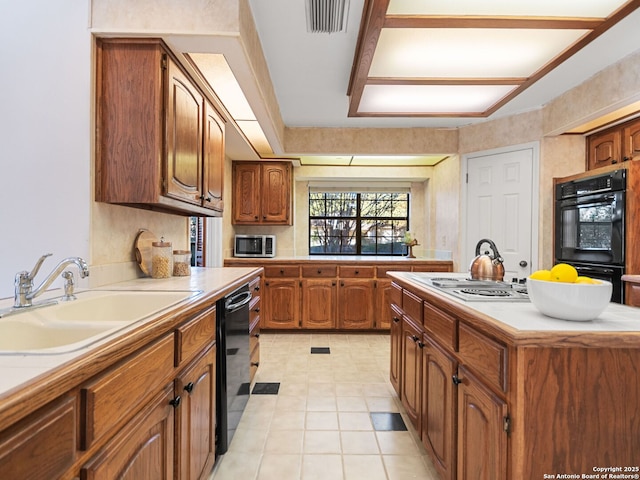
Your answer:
(0, 290), (201, 355)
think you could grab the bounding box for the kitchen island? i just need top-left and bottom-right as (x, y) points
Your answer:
(0, 266), (262, 480)
(388, 271), (640, 480)
(225, 256), (453, 330)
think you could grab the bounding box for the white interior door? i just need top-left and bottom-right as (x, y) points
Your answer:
(464, 145), (536, 282)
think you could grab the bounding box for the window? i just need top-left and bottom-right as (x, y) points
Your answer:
(309, 192), (410, 255)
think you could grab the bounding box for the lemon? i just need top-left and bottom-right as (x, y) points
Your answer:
(549, 263), (578, 283)
(575, 276), (594, 284)
(529, 269), (552, 281)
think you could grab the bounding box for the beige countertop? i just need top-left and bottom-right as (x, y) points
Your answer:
(225, 255), (453, 263)
(389, 271), (640, 346)
(0, 267), (261, 415)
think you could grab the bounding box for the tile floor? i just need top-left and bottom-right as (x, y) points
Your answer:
(210, 332), (439, 480)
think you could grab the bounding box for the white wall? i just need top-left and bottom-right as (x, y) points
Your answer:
(0, 1), (92, 299)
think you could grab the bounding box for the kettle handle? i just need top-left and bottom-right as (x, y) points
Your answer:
(475, 238), (503, 262)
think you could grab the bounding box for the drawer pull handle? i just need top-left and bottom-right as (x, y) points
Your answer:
(254, 333), (260, 338)
(452, 375), (462, 385)
(254, 286), (260, 291)
(280, 269), (284, 274)
(417, 341), (425, 349)
(251, 362), (260, 367)
(393, 316), (400, 323)
(254, 307), (260, 313)
(170, 396), (182, 408)
(411, 335), (419, 342)
(317, 269), (322, 274)
(184, 382), (194, 394)
(355, 270), (359, 274)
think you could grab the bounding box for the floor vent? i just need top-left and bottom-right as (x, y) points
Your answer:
(311, 347), (331, 354)
(252, 382), (280, 395)
(305, 0), (349, 34)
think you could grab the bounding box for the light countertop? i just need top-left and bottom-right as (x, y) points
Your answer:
(388, 272), (640, 342)
(0, 266), (261, 402)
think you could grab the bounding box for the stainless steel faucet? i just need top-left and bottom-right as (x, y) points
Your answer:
(14, 254), (90, 308)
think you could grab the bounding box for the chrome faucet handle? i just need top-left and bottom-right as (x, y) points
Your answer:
(27, 253), (53, 280)
(61, 271), (76, 301)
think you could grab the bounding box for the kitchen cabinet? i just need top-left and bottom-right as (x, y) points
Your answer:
(0, 396), (76, 480)
(96, 38), (225, 217)
(232, 161), (292, 225)
(249, 276), (262, 383)
(389, 303), (403, 395)
(587, 116), (640, 170)
(224, 258), (453, 331)
(400, 316), (423, 430)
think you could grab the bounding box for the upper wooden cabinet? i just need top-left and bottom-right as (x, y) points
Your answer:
(96, 38), (225, 217)
(587, 116), (640, 170)
(232, 161), (292, 225)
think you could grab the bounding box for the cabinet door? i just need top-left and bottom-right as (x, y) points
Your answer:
(202, 102), (225, 212)
(375, 279), (392, 329)
(302, 279), (337, 329)
(81, 385), (175, 480)
(389, 305), (403, 396)
(622, 117), (640, 162)
(264, 279), (300, 329)
(338, 279), (374, 329)
(588, 130), (621, 170)
(232, 163), (261, 223)
(165, 60), (204, 205)
(176, 346), (216, 480)
(400, 317), (422, 430)
(422, 336), (457, 480)
(261, 163), (291, 224)
(456, 366), (508, 480)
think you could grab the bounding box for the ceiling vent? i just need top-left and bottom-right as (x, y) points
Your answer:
(305, 0), (349, 34)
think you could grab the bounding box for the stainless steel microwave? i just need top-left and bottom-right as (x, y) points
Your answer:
(234, 235), (276, 257)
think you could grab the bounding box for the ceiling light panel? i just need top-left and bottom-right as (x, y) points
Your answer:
(370, 28), (589, 78)
(386, 0), (629, 17)
(359, 84), (518, 113)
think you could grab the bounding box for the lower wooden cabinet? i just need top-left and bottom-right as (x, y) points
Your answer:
(338, 279), (374, 329)
(302, 279), (337, 328)
(456, 366), (508, 480)
(264, 278), (300, 328)
(175, 345), (216, 480)
(400, 317), (422, 430)
(0, 396), (76, 480)
(81, 385), (175, 480)
(389, 305), (403, 395)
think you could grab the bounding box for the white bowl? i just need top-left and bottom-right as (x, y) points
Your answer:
(526, 278), (613, 321)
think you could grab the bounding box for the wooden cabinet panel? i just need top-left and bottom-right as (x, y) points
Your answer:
(232, 161), (292, 225)
(389, 304), (403, 396)
(81, 334), (175, 449)
(423, 301), (457, 352)
(401, 317), (423, 430)
(202, 102), (225, 211)
(402, 289), (423, 325)
(458, 324), (507, 393)
(339, 266), (374, 278)
(174, 306), (216, 367)
(622, 117), (640, 162)
(588, 130), (621, 170)
(375, 278), (393, 329)
(302, 279), (337, 329)
(302, 265), (337, 277)
(166, 60), (204, 206)
(81, 385), (175, 480)
(422, 336), (457, 480)
(264, 279), (300, 329)
(390, 281), (403, 307)
(0, 396), (76, 480)
(456, 366), (508, 480)
(176, 346), (216, 480)
(264, 265), (300, 278)
(338, 279), (374, 329)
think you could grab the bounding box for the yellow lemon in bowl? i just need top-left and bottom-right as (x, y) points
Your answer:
(529, 269), (552, 281)
(549, 263), (578, 283)
(575, 276), (595, 284)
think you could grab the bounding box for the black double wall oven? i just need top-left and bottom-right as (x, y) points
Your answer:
(555, 168), (626, 303)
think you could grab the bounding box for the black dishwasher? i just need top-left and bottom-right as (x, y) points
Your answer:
(216, 284), (252, 454)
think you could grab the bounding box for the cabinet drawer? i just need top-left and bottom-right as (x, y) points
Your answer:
(81, 334), (175, 449)
(175, 306), (216, 367)
(250, 317), (260, 354)
(423, 302), (457, 352)
(402, 290), (423, 324)
(302, 265), (337, 277)
(0, 396), (76, 480)
(458, 323), (507, 393)
(390, 282), (403, 307)
(264, 265), (300, 278)
(376, 265), (411, 278)
(250, 296), (261, 325)
(250, 344), (260, 382)
(412, 264), (452, 272)
(339, 266), (375, 278)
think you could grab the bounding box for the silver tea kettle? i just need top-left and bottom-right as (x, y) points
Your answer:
(469, 238), (505, 281)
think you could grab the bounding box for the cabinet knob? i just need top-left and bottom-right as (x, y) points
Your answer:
(393, 316), (400, 323)
(170, 396), (182, 408)
(254, 333), (260, 338)
(418, 341), (425, 349)
(355, 270), (359, 274)
(205, 197), (211, 202)
(280, 269), (284, 274)
(452, 375), (462, 385)
(254, 307), (260, 313)
(412, 335), (419, 342)
(184, 382), (194, 394)
(254, 285), (260, 291)
(624, 156), (631, 161)
(251, 362), (260, 367)
(317, 269), (322, 274)
(254, 215), (259, 219)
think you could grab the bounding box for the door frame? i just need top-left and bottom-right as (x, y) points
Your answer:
(459, 141), (540, 274)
